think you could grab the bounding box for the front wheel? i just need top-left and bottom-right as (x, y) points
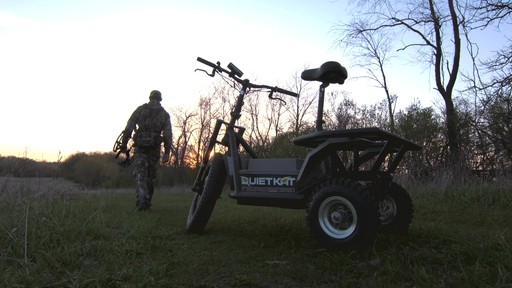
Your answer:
(306, 178), (379, 250)
(186, 153), (226, 233)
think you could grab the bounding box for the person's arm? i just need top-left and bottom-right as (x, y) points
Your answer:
(121, 106), (141, 150)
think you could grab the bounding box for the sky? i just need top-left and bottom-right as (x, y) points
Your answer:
(0, 0), (504, 162)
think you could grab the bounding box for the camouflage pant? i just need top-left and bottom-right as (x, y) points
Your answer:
(132, 147), (160, 208)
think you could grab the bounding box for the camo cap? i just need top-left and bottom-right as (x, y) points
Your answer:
(149, 90), (162, 101)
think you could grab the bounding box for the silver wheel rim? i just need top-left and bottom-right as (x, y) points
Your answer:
(318, 196), (357, 239)
(378, 196), (397, 225)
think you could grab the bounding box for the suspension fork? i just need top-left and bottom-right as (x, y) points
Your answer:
(228, 81), (248, 128)
(192, 81), (256, 194)
(191, 118), (224, 193)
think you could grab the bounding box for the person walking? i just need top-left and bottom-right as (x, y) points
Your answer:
(120, 90), (172, 210)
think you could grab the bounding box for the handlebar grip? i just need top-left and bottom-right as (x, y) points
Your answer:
(197, 57), (217, 69)
(275, 87), (299, 97)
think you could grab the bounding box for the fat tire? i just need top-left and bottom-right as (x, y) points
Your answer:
(186, 153), (226, 233)
(377, 182), (414, 234)
(306, 177), (379, 250)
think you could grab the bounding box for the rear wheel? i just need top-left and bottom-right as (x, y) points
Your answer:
(186, 153), (226, 233)
(306, 178), (379, 249)
(377, 182), (414, 234)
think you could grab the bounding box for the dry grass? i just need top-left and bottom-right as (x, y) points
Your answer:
(0, 177), (82, 199)
(1, 177), (511, 287)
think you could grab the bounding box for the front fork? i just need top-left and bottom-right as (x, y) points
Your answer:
(192, 83), (257, 194)
(192, 119), (224, 193)
(191, 119), (257, 194)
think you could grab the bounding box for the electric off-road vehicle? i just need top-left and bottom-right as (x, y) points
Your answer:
(186, 57), (422, 249)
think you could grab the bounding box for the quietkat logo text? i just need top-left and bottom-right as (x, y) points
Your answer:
(240, 176), (296, 193)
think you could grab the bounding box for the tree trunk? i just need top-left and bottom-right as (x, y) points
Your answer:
(444, 97), (460, 164)
(429, 0), (461, 166)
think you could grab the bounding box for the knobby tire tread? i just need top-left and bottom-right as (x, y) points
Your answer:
(306, 177), (379, 250)
(378, 182), (414, 234)
(186, 153), (226, 233)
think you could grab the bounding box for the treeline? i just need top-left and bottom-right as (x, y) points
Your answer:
(18, 89), (505, 189)
(4, 0), (511, 190)
(165, 0), (512, 184)
(1, 86), (510, 189)
(0, 153), (196, 189)
(0, 156), (61, 178)
(166, 79), (511, 186)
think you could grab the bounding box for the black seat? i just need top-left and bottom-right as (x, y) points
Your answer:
(301, 61), (348, 84)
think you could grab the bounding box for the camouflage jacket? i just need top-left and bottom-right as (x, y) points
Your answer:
(122, 100), (172, 154)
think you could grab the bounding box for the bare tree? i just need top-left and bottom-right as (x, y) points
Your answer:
(284, 70), (317, 134)
(170, 107), (197, 168)
(189, 96), (221, 167)
(185, 79), (238, 167)
(472, 0), (512, 28)
(344, 0), (467, 166)
(476, 4), (512, 93)
(243, 93), (274, 155)
(335, 19), (397, 132)
(269, 98), (287, 137)
(467, 0), (512, 172)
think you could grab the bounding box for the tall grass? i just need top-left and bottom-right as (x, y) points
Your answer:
(1, 180), (511, 287)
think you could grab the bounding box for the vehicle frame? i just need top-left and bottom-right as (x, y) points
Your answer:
(187, 57), (422, 249)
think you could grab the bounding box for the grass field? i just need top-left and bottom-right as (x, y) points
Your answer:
(1, 177), (511, 287)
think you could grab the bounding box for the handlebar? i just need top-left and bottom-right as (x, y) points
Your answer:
(197, 57), (221, 72)
(196, 57), (299, 98)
